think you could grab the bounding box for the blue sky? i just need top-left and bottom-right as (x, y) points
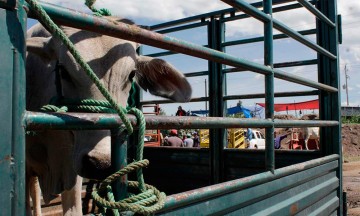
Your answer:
(27, 0), (359, 117)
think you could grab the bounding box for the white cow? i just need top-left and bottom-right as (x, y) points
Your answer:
(300, 127), (320, 150)
(26, 17), (192, 215)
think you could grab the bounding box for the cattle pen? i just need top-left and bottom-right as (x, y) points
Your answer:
(0, 0), (343, 215)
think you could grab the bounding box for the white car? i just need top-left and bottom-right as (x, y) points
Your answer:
(245, 129), (266, 149)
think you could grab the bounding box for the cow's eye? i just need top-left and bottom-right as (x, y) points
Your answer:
(129, 70), (136, 81)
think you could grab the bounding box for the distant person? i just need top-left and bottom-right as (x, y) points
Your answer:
(176, 106), (187, 116)
(184, 133), (194, 147)
(193, 132), (200, 148)
(246, 128), (253, 141)
(274, 131), (288, 149)
(163, 135), (169, 146)
(166, 129), (184, 147)
(160, 132), (164, 146)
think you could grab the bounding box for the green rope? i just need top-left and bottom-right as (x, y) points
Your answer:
(26, 0), (166, 214)
(85, 0), (112, 16)
(41, 97), (127, 113)
(106, 186), (120, 216)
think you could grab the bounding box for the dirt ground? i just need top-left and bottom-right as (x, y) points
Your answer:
(342, 124), (360, 216)
(274, 114), (360, 215)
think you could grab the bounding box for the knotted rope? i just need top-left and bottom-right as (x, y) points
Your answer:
(27, 0), (166, 214)
(85, 0), (112, 16)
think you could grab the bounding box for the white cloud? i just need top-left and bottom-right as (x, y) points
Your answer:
(94, 0), (229, 22)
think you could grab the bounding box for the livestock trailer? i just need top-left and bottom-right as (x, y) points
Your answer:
(0, 0), (343, 215)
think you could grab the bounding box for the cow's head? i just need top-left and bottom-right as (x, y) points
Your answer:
(27, 18), (192, 179)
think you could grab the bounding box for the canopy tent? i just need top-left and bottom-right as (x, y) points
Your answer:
(191, 106), (253, 118)
(256, 99), (319, 112)
(227, 106), (252, 118)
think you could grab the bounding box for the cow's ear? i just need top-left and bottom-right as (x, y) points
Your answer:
(27, 36), (57, 60)
(135, 56), (192, 102)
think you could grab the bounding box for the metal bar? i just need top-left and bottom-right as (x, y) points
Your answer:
(223, 59), (317, 73)
(140, 89), (318, 105)
(150, 0), (296, 30)
(208, 17), (225, 184)
(156, 21), (208, 34)
(219, 15), (227, 180)
(24, 111), (339, 131)
(148, 22), (208, 57)
(263, 0), (275, 173)
(274, 68), (335, 91)
(184, 70), (209, 77)
(222, 29), (316, 47)
(272, 19), (336, 60)
(0, 9), (14, 215)
(26, 2), (337, 92)
(221, 0), (271, 23)
(159, 155), (338, 212)
(0, 1), (26, 214)
(111, 129), (127, 201)
(140, 97), (209, 105)
(297, 0), (336, 28)
(224, 90), (319, 100)
(220, 1), (314, 23)
(220, 0), (337, 60)
(316, 0), (342, 214)
(273, 59), (317, 68)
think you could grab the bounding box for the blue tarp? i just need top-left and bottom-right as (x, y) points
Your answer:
(227, 106), (251, 118)
(191, 106), (252, 118)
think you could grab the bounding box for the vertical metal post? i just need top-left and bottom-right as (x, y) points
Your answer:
(219, 14), (227, 152)
(111, 129), (128, 200)
(263, 0), (275, 172)
(217, 16), (226, 182)
(208, 16), (225, 184)
(316, 0), (342, 214)
(208, 16), (218, 184)
(0, 1), (26, 215)
(205, 78), (208, 114)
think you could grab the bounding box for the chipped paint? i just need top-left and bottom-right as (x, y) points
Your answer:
(290, 203), (298, 215)
(0, 155), (12, 164)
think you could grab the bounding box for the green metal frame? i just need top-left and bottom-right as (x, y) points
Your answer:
(0, 0), (341, 214)
(0, 0), (26, 215)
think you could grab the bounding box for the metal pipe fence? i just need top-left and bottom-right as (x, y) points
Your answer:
(26, 1), (337, 92)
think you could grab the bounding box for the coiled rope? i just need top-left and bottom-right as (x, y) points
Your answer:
(26, 0), (166, 214)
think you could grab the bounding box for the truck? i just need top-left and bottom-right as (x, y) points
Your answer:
(245, 129), (266, 149)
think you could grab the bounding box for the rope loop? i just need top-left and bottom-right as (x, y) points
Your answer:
(91, 159), (166, 215)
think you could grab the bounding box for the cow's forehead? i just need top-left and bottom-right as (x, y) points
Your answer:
(63, 27), (138, 47)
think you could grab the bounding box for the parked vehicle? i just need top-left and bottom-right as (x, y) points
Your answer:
(245, 129), (266, 149)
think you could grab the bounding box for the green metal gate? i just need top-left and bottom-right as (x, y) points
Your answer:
(0, 0), (342, 215)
